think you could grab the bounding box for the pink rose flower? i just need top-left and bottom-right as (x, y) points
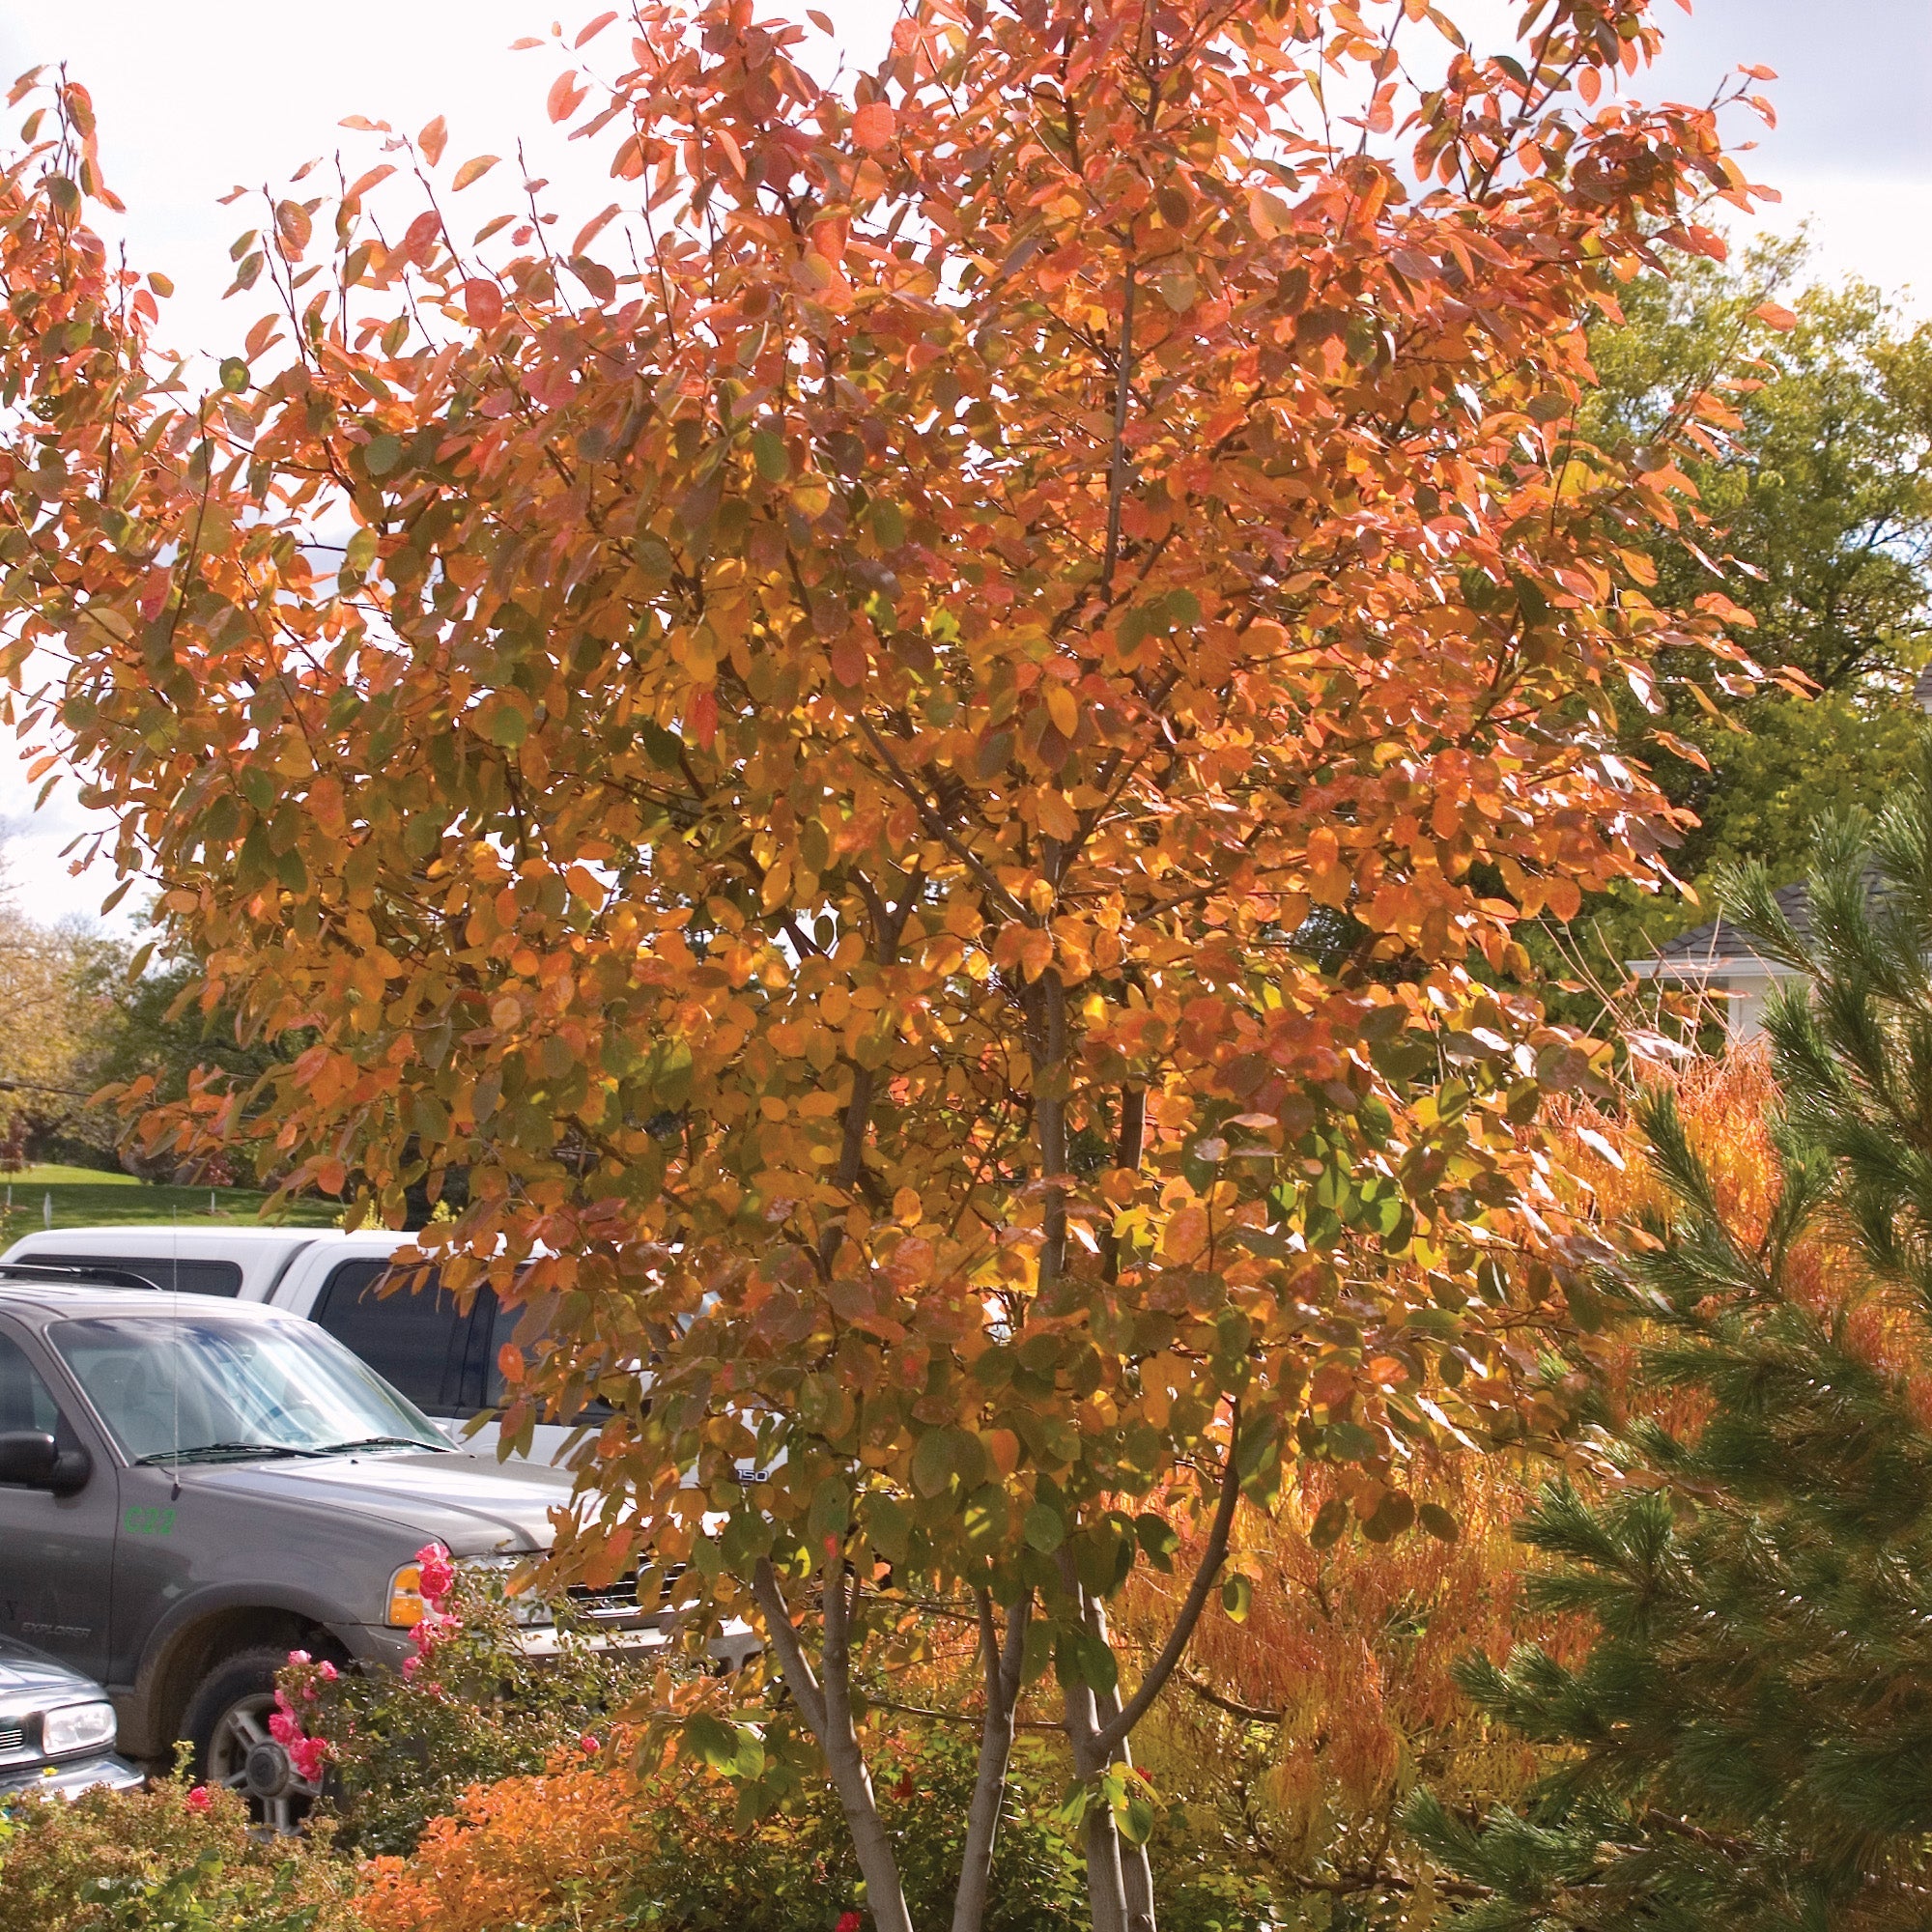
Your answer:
(286, 1649), (311, 1666)
(579, 1733), (600, 1755)
(837, 1914), (864, 1932)
(268, 1708), (302, 1747)
(288, 1735), (328, 1784)
(186, 1785), (212, 1812)
(415, 1543), (456, 1604)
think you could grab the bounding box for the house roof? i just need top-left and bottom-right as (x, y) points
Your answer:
(1644, 879), (1813, 973)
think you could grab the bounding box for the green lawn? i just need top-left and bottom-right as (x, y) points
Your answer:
(0, 1163), (340, 1236)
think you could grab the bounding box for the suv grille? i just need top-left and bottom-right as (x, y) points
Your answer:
(565, 1566), (685, 1628)
(0, 1722), (26, 1753)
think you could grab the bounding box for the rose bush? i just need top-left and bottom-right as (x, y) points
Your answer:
(280, 1549), (660, 1857)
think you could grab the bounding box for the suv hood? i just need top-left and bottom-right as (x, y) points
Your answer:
(0, 1635), (101, 1712)
(186, 1450), (572, 1554)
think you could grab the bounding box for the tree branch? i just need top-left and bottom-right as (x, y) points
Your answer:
(1093, 1432), (1243, 1756)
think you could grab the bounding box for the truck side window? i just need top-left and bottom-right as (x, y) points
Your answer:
(481, 1293), (616, 1421)
(309, 1262), (470, 1416)
(0, 1329), (61, 1448)
(6, 1253), (242, 1297)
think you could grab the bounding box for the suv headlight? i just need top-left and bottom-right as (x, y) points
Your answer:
(42, 1701), (116, 1757)
(385, 1552), (550, 1627)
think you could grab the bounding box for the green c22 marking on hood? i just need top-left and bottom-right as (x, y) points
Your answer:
(123, 1504), (176, 1537)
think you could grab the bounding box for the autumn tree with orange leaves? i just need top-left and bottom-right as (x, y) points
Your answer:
(0, 3), (1772, 1927)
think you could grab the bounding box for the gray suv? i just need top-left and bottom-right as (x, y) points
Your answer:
(0, 1281), (585, 1829)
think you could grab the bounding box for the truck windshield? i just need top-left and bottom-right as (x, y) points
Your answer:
(48, 1316), (449, 1463)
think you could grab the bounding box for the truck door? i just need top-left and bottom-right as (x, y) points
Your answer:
(0, 1319), (118, 1685)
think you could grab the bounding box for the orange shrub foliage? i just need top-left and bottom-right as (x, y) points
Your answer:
(1117, 1456), (1563, 1910)
(358, 1750), (655, 1932)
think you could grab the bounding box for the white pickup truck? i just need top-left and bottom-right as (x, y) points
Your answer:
(0, 1227), (589, 1468)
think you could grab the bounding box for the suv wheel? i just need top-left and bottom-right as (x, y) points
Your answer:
(182, 1646), (320, 1834)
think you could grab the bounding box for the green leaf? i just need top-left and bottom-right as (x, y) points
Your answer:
(1418, 1502), (1461, 1544)
(752, 428), (788, 482)
(1024, 1502), (1065, 1552)
(364, 434), (403, 476)
(1133, 1512), (1179, 1571)
(869, 498), (906, 549)
(682, 1714), (763, 1779)
(1221, 1574), (1253, 1624)
(808, 1476), (851, 1545)
(1308, 1497), (1350, 1549)
(482, 699), (527, 748)
(865, 1493), (910, 1563)
(218, 356), (250, 394)
(912, 1426), (983, 1498)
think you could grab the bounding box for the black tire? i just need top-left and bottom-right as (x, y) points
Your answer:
(181, 1644), (321, 1834)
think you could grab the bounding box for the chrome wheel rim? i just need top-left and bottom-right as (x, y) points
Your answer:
(206, 1691), (318, 1834)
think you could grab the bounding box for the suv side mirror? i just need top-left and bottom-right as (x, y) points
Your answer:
(0, 1431), (90, 1494)
(0, 1430), (57, 1486)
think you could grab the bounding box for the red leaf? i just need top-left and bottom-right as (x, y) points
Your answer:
(691, 689), (719, 750)
(418, 115), (448, 166)
(464, 278), (505, 329)
(136, 564), (172, 622)
(1752, 300), (1796, 332)
(574, 10), (618, 47)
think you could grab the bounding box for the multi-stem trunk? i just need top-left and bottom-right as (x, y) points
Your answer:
(751, 1556), (914, 1932)
(951, 1589), (1033, 1932)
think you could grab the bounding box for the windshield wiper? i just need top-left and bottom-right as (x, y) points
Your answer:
(136, 1442), (327, 1465)
(320, 1435), (445, 1455)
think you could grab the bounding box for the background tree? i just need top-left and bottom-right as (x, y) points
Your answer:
(1552, 243), (1932, 990)
(0, 866), (120, 1166)
(1413, 739), (1932, 1930)
(0, 4), (1769, 1927)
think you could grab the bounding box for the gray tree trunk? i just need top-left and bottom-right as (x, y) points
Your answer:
(751, 1558), (913, 1932)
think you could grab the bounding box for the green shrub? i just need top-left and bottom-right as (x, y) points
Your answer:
(0, 1771), (359, 1932)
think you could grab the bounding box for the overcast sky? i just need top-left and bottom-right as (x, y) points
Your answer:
(0, 0), (1924, 926)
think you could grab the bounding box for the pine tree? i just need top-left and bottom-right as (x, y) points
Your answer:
(1408, 735), (1932, 1930)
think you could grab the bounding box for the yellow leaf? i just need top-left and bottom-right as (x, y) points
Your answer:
(1045, 683), (1077, 737)
(893, 1186), (923, 1224)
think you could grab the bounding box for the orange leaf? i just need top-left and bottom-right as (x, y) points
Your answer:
(1543, 876), (1583, 923)
(1161, 1206), (1208, 1264)
(1752, 300), (1796, 331)
(452, 154), (500, 191)
(548, 71), (587, 123)
(418, 115), (448, 166)
(851, 101), (895, 151)
(574, 9), (618, 46)
(273, 199), (312, 258)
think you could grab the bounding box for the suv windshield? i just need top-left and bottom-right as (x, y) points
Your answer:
(48, 1316), (449, 1463)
